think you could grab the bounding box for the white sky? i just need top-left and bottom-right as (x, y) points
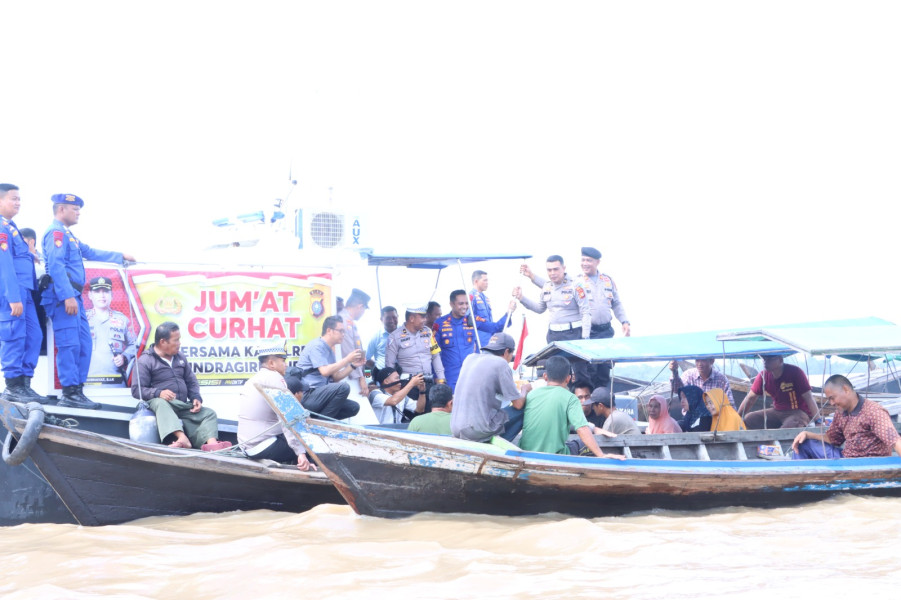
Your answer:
(3, 1), (900, 354)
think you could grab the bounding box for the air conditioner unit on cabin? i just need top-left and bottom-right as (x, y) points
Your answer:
(295, 208), (365, 250)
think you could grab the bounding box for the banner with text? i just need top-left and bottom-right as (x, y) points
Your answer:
(128, 268), (332, 386)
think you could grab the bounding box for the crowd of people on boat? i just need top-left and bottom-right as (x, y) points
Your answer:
(1, 184), (898, 468)
(237, 249), (898, 469)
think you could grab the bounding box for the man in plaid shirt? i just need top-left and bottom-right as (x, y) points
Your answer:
(671, 358), (735, 406)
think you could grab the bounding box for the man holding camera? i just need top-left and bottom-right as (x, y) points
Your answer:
(368, 367), (425, 425)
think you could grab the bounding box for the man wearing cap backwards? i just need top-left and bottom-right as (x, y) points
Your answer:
(338, 288), (371, 400)
(41, 193), (135, 409)
(519, 356), (623, 458)
(293, 315), (363, 420)
(0, 183), (47, 403)
(86, 276), (137, 385)
(132, 321), (230, 450)
(385, 304), (446, 407)
(469, 270), (516, 347)
(451, 332), (531, 443)
(521, 247), (630, 388)
(238, 342), (316, 470)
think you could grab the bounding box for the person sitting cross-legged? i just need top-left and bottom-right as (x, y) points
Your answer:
(131, 321), (230, 451)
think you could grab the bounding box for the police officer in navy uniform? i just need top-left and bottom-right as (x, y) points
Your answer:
(434, 290), (478, 390)
(469, 269), (516, 347)
(0, 183), (46, 402)
(42, 193), (135, 409)
(86, 276), (137, 385)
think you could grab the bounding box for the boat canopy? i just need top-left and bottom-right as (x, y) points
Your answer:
(716, 323), (901, 359)
(523, 317), (897, 366)
(524, 331), (789, 365)
(359, 251), (532, 270)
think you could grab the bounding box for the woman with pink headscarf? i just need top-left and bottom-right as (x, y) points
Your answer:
(646, 394), (683, 434)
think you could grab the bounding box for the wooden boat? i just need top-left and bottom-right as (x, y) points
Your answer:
(0, 258), (338, 525)
(272, 391), (901, 519)
(268, 321), (901, 519)
(0, 398), (343, 526)
(0, 252), (533, 525)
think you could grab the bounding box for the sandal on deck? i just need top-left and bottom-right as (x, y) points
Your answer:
(201, 441), (233, 452)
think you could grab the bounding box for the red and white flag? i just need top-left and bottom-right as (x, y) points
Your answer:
(513, 316), (529, 370)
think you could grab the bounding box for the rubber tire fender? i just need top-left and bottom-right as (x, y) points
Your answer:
(2, 402), (45, 466)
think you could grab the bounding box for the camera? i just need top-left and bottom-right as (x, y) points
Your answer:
(399, 373), (433, 384)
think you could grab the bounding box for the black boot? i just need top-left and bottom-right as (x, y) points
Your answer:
(76, 384), (101, 410)
(1, 377), (29, 402)
(58, 385), (101, 410)
(20, 376), (49, 404)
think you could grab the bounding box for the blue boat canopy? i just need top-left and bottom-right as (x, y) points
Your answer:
(524, 331), (790, 365)
(523, 317), (897, 365)
(716, 323), (901, 358)
(359, 251), (532, 270)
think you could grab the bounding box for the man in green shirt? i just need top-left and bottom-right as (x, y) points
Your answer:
(519, 356), (623, 459)
(408, 383), (453, 435)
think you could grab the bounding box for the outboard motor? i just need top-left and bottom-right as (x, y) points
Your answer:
(129, 402), (160, 444)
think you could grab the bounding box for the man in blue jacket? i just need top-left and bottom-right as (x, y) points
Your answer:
(42, 193), (135, 409)
(469, 269), (515, 347)
(0, 183), (46, 402)
(434, 290), (478, 390)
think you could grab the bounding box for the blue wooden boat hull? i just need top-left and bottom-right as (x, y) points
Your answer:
(268, 389), (901, 518)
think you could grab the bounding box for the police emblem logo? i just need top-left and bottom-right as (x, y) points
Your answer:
(65, 194), (76, 203)
(0, 233), (7, 251)
(310, 289), (325, 318)
(154, 296), (183, 315)
(98, 277), (108, 285)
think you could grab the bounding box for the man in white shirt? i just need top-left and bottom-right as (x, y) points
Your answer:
(238, 341), (316, 471)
